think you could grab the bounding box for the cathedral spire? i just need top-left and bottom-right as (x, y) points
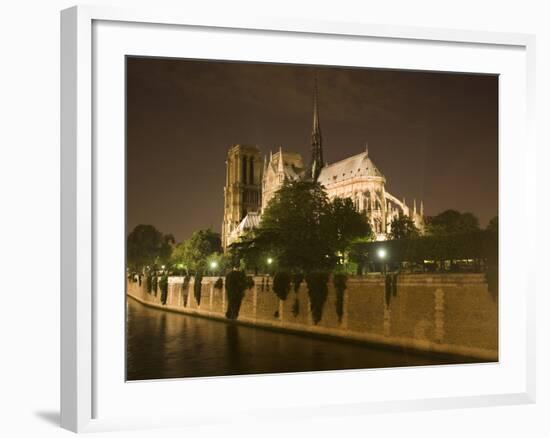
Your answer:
(310, 72), (324, 180)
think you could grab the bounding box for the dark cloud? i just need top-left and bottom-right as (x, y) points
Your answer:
(127, 57), (498, 241)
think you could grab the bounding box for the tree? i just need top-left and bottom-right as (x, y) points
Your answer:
(426, 209), (480, 235)
(170, 242), (189, 273)
(389, 214), (419, 240)
(254, 180), (333, 272)
(170, 229), (222, 274)
(487, 216), (498, 233)
(239, 180), (372, 273)
(126, 224), (174, 272)
(328, 197), (372, 254)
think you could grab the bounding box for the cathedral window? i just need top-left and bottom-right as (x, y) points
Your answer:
(242, 156), (248, 185)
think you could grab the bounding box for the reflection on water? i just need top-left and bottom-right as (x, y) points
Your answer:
(126, 297), (473, 381)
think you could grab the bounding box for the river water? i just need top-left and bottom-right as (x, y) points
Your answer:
(126, 297), (473, 381)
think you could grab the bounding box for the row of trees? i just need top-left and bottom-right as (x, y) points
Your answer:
(127, 225), (225, 275)
(388, 208), (497, 240)
(127, 179), (497, 277)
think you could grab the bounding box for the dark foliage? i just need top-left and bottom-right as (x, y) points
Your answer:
(351, 230), (498, 267)
(151, 275), (158, 296)
(305, 272), (329, 324)
(487, 216), (498, 233)
(183, 274), (190, 288)
(292, 272), (304, 293)
(273, 272), (292, 301)
(159, 275), (168, 305)
(214, 277), (224, 289)
(225, 270), (247, 320)
(486, 266), (499, 302)
(389, 214), (420, 240)
(426, 210), (480, 236)
(234, 180), (371, 273)
(146, 275), (152, 294)
(246, 276), (255, 290)
(126, 224), (174, 272)
(193, 272), (203, 305)
(171, 229), (222, 273)
(384, 273), (398, 306)
(333, 273), (347, 322)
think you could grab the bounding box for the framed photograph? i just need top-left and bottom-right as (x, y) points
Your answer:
(61, 5), (536, 433)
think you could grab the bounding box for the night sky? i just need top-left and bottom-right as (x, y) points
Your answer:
(126, 57), (498, 242)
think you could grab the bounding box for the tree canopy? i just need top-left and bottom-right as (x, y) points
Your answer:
(389, 214), (420, 240)
(170, 228), (223, 274)
(126, 224), (174, 272)
(232, 180), (372, 273)
(426, 209), (480, 235)
(328, 197), (373, 253)
(487, 216), (498, 233)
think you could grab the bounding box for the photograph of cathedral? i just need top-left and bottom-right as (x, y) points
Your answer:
(125, 57), (498, 381)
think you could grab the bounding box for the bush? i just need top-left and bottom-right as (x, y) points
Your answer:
(273, 272), (291, 301)
(225, 270), (247, 319)
(159, 275), (168, 305)
(305, 272), (329, 324)
(193, 272), (203, 305)
(246, 276), (255, 290)
(292, 272), (304, 293)
(151, 275), (158, 296)
(486, 266), (498, 302)
(333, 273), (347, 323)
(146, 275), (153, 294)
(214, 277), (224, 289)
(384, 273), (398, 306)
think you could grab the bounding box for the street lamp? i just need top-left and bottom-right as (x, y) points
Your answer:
(377, 248), (387, 274)
(266, 257), (273, 265)
(210, 260), (218, 275)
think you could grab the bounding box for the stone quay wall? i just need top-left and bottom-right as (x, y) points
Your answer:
(126, 273), (498, 361)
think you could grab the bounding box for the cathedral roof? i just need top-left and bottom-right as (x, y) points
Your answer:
(317, 151), (384, 185)
(234, 211), (261, 235)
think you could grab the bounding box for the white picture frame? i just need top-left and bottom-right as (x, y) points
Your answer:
(60, 4), (536, 433)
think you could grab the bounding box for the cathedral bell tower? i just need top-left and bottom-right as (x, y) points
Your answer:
(310, 74), (324, 181)
(222, 144), (262, 250)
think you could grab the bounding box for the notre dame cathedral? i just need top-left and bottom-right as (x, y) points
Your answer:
(221, 79), (425, 250)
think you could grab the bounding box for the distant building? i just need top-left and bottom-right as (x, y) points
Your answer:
(221, 79), (424, 250)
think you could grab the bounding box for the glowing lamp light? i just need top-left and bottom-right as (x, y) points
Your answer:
(377, 248), (387, 259)
(267, 257), (273, 265)
(210, 261), (218, 269)
(161, 265), (166, 270)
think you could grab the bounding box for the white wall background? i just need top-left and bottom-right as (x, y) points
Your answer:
(0, 0), (547, 437)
